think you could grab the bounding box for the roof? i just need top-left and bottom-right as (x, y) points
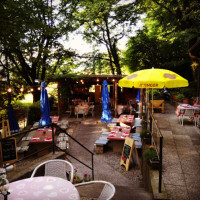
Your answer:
(47, 74), (126, 86)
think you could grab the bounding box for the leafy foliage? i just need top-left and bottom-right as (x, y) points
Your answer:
(143, 145), (159, 161)
(140, 129), (151, 138)
(27, 101), (41, 125)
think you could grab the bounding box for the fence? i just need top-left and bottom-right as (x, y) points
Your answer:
(147, 108), (163, 193)
(0, 123), (94, 180)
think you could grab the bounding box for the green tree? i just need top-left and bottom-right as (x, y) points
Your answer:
(0, 0), (76, 102)
(75, 0), (141, 75)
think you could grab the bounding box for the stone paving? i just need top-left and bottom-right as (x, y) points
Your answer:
(153, 102), (200, 200)
(62, 102), (200, 200)
(64, 105), (152, 200)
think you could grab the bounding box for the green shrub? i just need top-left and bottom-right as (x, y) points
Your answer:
(27, 101), (41, 125)
(140, 129), (151, 138)
(176, 93), (185, 101)
(149, 89), (163, 100)
(143, 146), (159, 161)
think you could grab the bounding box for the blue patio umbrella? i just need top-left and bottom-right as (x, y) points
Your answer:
(101, 80), (111, 123)
(8, 103), (20, 134)
(39, 82), (52, 126)
(136, 89), (140, 103)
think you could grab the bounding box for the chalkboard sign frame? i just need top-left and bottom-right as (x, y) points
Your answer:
(120, 137), (141, 171)
(0, 137), (18, 164)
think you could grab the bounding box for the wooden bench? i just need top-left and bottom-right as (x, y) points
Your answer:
(149, 100), (164, 113)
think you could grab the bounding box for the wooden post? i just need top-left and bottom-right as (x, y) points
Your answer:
(57, 82), (60, 116)
(2, 120), (10, 138)
(115, 81), (118, 117)
(140, 89), (143, 118)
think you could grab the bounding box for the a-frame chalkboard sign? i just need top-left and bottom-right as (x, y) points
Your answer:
(0, 138), (18, 165)
(120, 137), (141, 171)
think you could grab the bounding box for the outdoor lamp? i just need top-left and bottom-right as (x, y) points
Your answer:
(30, 88), (34, 92)
(7, 87), (12, 93)
(37, 86), (41, 91)
(20, 87), (24, 92)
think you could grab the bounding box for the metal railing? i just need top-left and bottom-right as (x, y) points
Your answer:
(0, 123), (94, 180)
(147, 109), (163, 193)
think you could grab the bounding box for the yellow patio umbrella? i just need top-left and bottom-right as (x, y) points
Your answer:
(118, 68), (189, 113)
(118, 68), (188, 89)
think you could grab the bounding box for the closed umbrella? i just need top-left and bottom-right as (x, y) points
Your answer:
(101, 80), (112, 123)
(8, 103), (20, 134)
(39, 82), (52, 126)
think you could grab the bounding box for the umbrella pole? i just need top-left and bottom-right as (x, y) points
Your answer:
(152, 88), (154, 114)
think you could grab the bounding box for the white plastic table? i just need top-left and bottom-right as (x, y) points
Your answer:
(176, 104), (200, 125)
(6, 176), (80, 200)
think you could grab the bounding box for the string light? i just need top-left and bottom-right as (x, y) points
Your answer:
(37, 87), (41, 91)
(7, 88), (12, 93)
(19, 87), (24, 92)
(30, 88), (34, 92)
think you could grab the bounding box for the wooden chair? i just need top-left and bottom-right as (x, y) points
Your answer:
(75, 180), (116, 200)
(149, 100), (165, 113)
(30, 159), (74, 183)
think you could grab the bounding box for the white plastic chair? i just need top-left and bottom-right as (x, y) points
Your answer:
(76, 107), (85, 118)
(30, 159), (74, 183)
(75, 180), (115, 200)
(179, 108), (194, 126)
(193, 105), (200, 126)
(88, 105), (95, 117)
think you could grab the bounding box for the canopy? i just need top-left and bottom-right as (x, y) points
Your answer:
(39, 82), (52, 126)
(119, 68), (189, 114)
(118, 68), (189, 89)
(101, 80), (111, 123)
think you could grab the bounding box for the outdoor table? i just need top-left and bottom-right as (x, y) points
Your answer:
(50, 116), (59, 124)
(117, 115), (134, 126)
(176, 104), (200, 125)
(29, 128), (55, 156)
(75, 105), (90, 116)
(6, 176), (80, 200)
(107, 130), (130, 153)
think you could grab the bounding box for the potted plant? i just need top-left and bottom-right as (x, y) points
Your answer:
(140, 129), (151, 144)
(0, 168), (10, 200)
(176, 93), (185, 102)
(140, 119), (147, 129)
(143, 145), (159, 169)
(141, 112), (146, 120)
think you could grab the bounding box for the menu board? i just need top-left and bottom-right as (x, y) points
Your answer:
(120, 137), (141, 171)
(0, 138), (18, 164)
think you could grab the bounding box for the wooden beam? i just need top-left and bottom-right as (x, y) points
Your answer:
(115, 81), (118, 117)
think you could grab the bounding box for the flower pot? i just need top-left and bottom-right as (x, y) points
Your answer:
(149, 160), (160, 170)
(142, 137), (151, 145)
(183, 98), (189, 104)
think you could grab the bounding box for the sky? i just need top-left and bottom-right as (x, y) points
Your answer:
(63, 19), (144, 55)
(57, 0), (144, 55)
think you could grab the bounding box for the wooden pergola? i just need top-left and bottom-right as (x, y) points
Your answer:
(47, 74), (138, 117)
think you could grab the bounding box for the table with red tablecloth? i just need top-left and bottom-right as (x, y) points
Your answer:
(117, 115), (134, 126)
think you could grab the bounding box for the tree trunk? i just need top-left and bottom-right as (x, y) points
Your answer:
(32, 90), (40, 102)
(111, 40), (121, 75)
